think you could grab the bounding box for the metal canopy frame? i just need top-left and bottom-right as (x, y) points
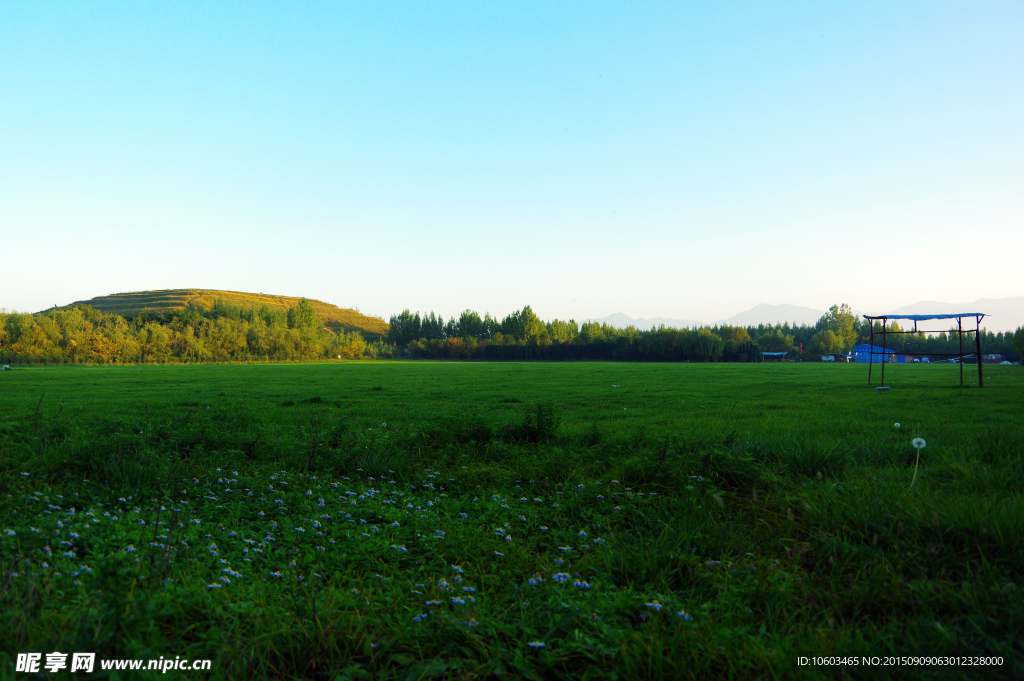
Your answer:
(760, 352), (789, 361)
(861, 313), (986, 388)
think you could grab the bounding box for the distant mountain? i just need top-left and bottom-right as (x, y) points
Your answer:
(587, 304), (837, 330)
(883, 297), (1024, 332)
(583, 312), (703, 330)
(46, 289), (390, 338)
(715, 304), (826, 328)
(571, 298), (1023, 333)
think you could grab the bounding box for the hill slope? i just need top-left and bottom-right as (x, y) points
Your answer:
(50, 289), (389, 338)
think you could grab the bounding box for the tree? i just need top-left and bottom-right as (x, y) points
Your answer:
(287, 298), (319, 330)
(388, 310), (421, 345)
(546, 319), (578, 344)
(815, 304), (858, 352)
(338, 331), (367, 359)
(455, 310), (485, 339)
(420, 312), (446, 340)
(139, 322), (173, 362)
(691, 328), (725, 361)
(809, 329), (843, 355)
(501, 306), (545, 344)
(719, 325), (751, 344)
(758, 328), (795, 352)
(1014, 327), (1024, 361)
(576, 321), (607, 344)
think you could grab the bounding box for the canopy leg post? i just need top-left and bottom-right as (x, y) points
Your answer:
(958, 318), (963, 387)
(869, 323), (874, 385)
(976, 316), (984, 388)
(881, 320), (886, 387)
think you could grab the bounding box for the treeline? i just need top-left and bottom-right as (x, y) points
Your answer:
(387, 304), (1023, 362)
(386, 306), (789, 361)
(0, 299), (393, 364)
(3, 301), (1021, 365)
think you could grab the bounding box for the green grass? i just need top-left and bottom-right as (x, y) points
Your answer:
(1, 362), (1022, 680)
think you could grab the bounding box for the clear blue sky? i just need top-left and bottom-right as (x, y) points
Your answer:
(2, 2), (1021, 323)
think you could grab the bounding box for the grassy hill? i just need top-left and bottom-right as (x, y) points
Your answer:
(50, 289), (389, 339)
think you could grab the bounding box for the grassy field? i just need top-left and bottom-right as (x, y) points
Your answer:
(1, 361), (1021, 680)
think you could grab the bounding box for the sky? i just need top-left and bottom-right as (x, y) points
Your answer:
(2, 1), (1022, 325)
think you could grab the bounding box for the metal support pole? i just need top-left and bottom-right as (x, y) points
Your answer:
(881, 319), (886, 387)
(958, 318), (963, 387)
(869, 322), (874, 385)
(976, 315), (984, 388)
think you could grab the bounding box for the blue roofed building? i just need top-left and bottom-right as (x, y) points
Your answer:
(853, 344), (908, 363)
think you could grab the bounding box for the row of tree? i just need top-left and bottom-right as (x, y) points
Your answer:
(387, 304), (1023, 362)
(0, 300), (393, 364)
(3, 301), (1021, 364)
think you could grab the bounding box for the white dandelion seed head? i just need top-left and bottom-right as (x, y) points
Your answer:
(912, 438), (926, 449)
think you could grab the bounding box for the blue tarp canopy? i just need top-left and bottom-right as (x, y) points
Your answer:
(854, 344), (898, 353)
(862, 313), (985, 321)
(760, 352), (789, 356)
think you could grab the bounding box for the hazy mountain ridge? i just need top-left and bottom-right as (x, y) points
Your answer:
(883, 297), (1024, 332)
(586, 304), (827, 330)
(714, 304), (827, 328)
(587, 298), (1023, 332)
(582, 312), (704, 329)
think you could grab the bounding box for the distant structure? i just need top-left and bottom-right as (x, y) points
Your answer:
(760, 351), (789, 362)
(853, 344), (905, 363)
(861, 313), (986, 388)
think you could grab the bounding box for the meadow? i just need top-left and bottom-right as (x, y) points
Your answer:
(1, 361), (1022, 680)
